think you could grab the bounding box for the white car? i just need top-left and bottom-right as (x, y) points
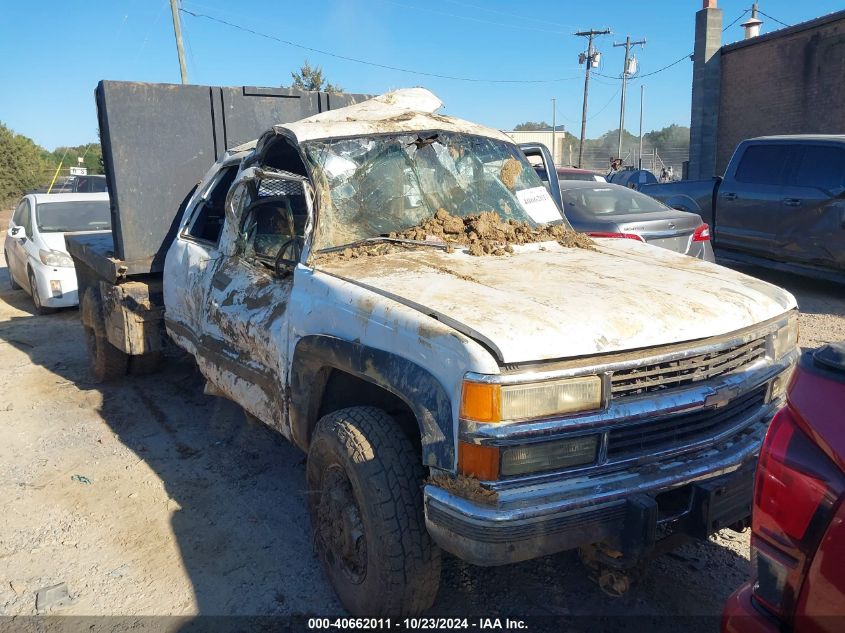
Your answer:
(5, 193), (111, 313)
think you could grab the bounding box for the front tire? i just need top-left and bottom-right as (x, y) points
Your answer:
(28, 269), (55, 315)
(306, 406), (441, 616)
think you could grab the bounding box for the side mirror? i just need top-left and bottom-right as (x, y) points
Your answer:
(7, 226), (23, 239)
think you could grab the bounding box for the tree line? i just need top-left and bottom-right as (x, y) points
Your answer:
(513, 121), (690, 158)
(1, 121), (103, 205)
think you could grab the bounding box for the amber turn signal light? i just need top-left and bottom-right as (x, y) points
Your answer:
(458, 441), (500, 481)
(460, 381), (501, 423)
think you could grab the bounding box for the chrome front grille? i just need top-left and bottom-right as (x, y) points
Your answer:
(610, 337), (768, 399)
(607, 386), (767, 460)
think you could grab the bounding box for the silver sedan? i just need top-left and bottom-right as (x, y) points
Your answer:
(557, 180), (715, 262)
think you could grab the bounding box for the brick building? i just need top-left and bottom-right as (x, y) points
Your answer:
(688, 2), (845, 179)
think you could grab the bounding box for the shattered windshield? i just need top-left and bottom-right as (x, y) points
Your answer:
(303, 132), (565, 250)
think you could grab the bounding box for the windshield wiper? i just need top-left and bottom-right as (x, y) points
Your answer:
(318, 235), (449, 253)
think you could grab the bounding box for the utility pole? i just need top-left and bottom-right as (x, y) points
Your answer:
(551, 97), (557, 165)
(613, 35), (646, 163)
(638, 85), (644, 169)
(170, 0), (189, 84)
(575, 29), (610, 168)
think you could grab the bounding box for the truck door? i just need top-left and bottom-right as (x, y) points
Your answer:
(518, 142), (564, 213)
(777, 144), (845, 271)
(165, 164), (239, 333)
(717, 143), (796, 259)
(201, 167), (312, 437)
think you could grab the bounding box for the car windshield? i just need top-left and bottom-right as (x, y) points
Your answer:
(303, 132), (565, 250)
(560, 185), (667, 216)
(36, 200), (112, 232)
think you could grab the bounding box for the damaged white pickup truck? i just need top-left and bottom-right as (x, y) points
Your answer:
(71, 87), (799, 616)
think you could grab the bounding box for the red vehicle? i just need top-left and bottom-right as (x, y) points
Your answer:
(723, 342), (845, 633)
(532, 164), (608, 183)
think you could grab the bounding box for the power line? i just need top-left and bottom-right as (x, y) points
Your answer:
(758, 9), (791, 28)
(179, 8), (582, 83)
(723, 8), (750, 31)
(630, 52), (692, 80)
(588, 87), (622, 121)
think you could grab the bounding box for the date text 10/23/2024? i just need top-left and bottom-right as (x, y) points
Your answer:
(307, 618), (528, 630)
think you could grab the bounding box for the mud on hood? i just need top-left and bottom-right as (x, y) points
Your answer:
(316, 240), (796, 364)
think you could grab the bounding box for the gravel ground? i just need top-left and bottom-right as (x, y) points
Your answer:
(0, 215), (842, 630)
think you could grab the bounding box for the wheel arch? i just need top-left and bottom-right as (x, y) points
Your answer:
(290, 335), (455, 470)
(664, 194), (702, 214)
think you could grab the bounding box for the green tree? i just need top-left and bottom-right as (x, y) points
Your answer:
(290, 60), (343, 94)
(643, 124), (690, 150)
(0, 122), (51, 204)
(47, 143), (104, 175)
(513, 121), (566, 132)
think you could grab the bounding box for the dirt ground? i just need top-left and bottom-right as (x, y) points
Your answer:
(1, 203), (843, 629)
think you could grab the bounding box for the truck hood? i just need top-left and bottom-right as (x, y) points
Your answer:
(316, 239), (796, 364)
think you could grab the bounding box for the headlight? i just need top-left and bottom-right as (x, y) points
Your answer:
(39, 249), (74, 267)
(501, 435), (599, 476)
(460, 375), (603, 423)
(770, 312), (799, 361)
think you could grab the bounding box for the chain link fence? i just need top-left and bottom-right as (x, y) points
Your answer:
(559, 146), (689, 180)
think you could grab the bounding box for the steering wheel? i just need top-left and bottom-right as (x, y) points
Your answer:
(274, 236), (305, 276)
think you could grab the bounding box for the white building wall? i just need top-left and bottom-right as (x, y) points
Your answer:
(503, 131), (569, 166)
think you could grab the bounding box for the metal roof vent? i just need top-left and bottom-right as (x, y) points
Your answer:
(742, 3), (764, 39)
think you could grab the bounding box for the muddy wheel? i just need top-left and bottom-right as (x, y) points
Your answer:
(306, 406), (441, 616)
(6, 252), (20, 290)
(81, 289), (128, 382)
(85, 325), (128, 382)
(128, 352), (162, 375)
(28, 269), (55, 315)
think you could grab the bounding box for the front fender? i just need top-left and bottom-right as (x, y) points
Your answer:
(290, 335), (454, 470)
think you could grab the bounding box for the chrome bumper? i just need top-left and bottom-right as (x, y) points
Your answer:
(425, 348), (797, 566)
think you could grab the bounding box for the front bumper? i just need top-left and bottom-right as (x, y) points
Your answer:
(425, 421), (764, 565)
(425, 346), (798, 566)
(31, 262), (79, 307)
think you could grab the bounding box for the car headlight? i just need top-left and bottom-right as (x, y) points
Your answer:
(770, 312), (799, 361)
(460, 375), (603, 423)
(39, 249), (74, 268)
(500, 435), (599, 476)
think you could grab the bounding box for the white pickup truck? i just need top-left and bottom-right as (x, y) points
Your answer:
(69, 86), (799, 616)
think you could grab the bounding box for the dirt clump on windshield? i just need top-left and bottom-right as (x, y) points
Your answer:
(392, 208), (594, 256)
(499, 157), (523, 190)
(313, 208), (593, 263)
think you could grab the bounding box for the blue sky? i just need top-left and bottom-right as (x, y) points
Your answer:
(1, 0), (841, 150)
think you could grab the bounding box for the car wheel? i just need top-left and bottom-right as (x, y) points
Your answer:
(6, 252), (20, 290)
(28, 269), (55, 315)
(81, 288), (128, 382)
(307, 406), (441, 616)
(85, 325), (128, 382)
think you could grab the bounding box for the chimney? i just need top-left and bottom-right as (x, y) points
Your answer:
(741, 3), (764, 39)
(688, 0), (723, 180)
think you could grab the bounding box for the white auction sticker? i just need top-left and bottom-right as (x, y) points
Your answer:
(516, 186), (562, 223)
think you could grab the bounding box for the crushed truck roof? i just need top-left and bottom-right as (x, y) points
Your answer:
(274, 88), (514, 144)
